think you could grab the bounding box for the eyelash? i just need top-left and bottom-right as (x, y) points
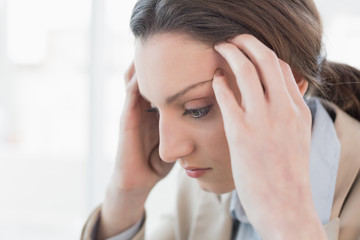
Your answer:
(183, 105), (213, 119)
(146, 105), (213, 119)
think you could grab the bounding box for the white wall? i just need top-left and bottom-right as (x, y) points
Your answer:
(0, 1), (358, 239)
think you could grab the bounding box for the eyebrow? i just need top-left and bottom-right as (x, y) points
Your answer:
(166, 79), (213, 104)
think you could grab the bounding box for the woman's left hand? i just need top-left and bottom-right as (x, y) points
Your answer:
(212, 34), (326, 239)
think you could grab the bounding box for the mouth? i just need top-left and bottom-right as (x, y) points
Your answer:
(184, 167), (212, 178)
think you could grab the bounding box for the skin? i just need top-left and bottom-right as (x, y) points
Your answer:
(135, 33), (237, 194)
(97, 33), (326, 239)
(213, 36), (325, 239)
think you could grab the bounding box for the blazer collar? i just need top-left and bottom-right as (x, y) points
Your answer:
(188, 190), (233, 240)
(323, 101), (360, 219)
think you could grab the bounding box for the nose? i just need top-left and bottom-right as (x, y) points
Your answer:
(158, 116), (195, 163)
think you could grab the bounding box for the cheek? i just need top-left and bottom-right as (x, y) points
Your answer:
(198, 107), (230, 155)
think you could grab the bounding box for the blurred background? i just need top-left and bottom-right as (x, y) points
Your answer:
(0, 0), (359, 239)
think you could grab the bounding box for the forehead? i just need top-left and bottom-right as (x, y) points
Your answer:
(135, 33), (213, 64)
(134, 33), (221, 104)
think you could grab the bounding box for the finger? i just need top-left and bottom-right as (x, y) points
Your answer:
(278, 60), (307, 106)
(229, 35), (288, 102)
(126, 72), (138, 94)
(124, 73), (140, 109)
(124, 62), (135, 84)
(148, 143), (175, 178)
(214, 42), (265, 112)
(212, 69), (244, 133)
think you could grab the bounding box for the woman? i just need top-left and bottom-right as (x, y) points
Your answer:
(82, 0), (360, 239)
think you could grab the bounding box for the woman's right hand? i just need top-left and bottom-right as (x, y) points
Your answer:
(113, 62), (174, 191)
(97, 63), (174, 239)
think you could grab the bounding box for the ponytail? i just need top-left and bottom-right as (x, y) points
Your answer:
(311, 61), (360, 121)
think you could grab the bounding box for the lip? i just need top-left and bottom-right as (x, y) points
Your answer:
(184, 167), (212, 178)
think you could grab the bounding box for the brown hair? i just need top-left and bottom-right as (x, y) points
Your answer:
(130, 0), (360, 121)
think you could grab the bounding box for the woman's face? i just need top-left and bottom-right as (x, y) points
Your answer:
(135, 33), (238, 194)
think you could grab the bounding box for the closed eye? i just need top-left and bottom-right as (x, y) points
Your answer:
(183, 105), (213, 119)
(146, 105), (213, 119)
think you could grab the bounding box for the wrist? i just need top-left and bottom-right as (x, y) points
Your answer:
(258, 213), (326, 240)
(105, 180), (151, 213)
(97, 184), (149, 239)
(109, 170), (156, 193)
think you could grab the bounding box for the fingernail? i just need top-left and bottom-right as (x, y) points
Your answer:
(215, 69), (224, 77)
(214, 43), (221, 50)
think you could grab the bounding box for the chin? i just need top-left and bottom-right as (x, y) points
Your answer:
(197, 179), (235, 194)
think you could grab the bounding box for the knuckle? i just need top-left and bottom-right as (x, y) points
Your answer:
(281, 105), (311, 130)
(236, 61), (257, 76)
(259, 50), (277, 64)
